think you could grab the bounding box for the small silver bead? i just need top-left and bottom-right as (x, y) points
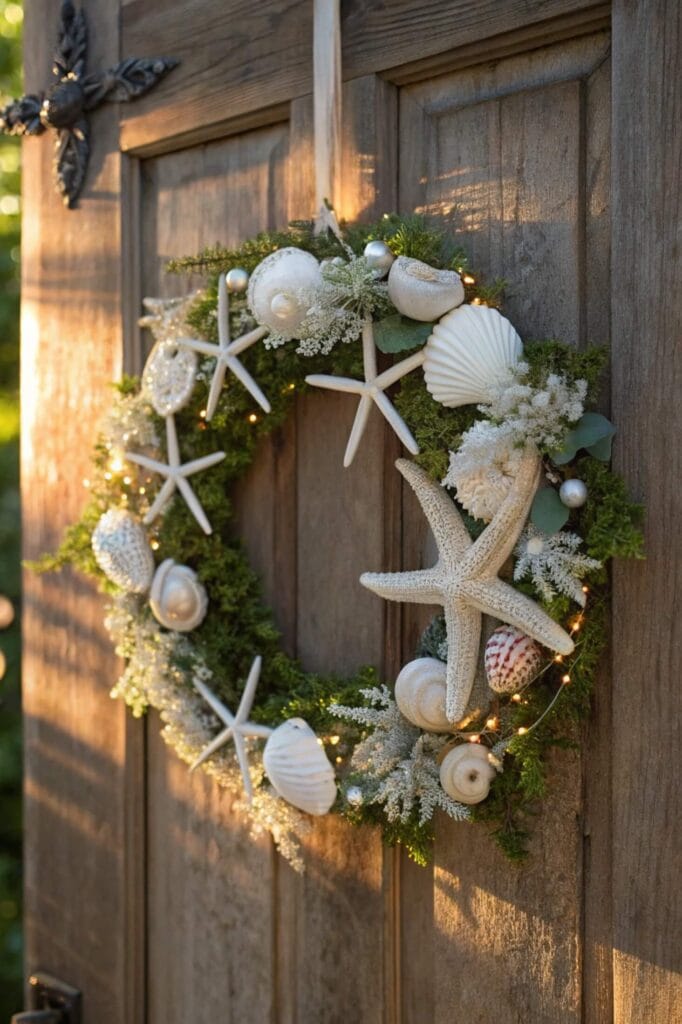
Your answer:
(226, 267), (249, 293)
(346, 785), (363, 807)
(363, 239), (395, 277)
(559, 478), (588, 508)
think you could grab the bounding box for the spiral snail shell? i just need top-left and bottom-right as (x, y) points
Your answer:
(387, 257), (464, 322)
(149, 558), (208, 632)
(247, 247), (321, 338)
(439, 743), (496, 804)
(394, 657), (453, 732)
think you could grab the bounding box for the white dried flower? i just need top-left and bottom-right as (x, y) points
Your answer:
(481, 363), (587, 451)
(443, 421), (526, 521)
(514, 525), (601, 606)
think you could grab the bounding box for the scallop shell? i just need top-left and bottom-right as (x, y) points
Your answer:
(247, 247), (322, 337)
(484, 625), (543, 694)
(149, 558), (208, 632)
(394, 657), (453, 732)
(263, 718), (337, 816)
(92, 509), (154, 593)
(423, 304), (523, 408)
(439, 743), (496, 804)
(387, 257), (464, 322)
(142, 340), (198, 416)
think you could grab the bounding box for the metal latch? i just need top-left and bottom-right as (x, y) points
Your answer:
(11, 973), (81, 1024)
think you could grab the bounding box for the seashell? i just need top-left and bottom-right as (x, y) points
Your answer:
(92, 509), (155, 593)
(263, 718), (337, 816)
(423, 304), (523, 408)
(149, 558), (208, 632)
(394, 657), (453, 731)
(388, 257), (464, 322)
(484, 625), (543, 694)
(439, 743), (496, 804)
(247, 247), (322, 338)
(142, 339), (198, 416)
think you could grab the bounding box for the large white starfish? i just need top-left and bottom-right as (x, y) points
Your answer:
(179, 273), (270, 420)
(124, 414), (225, 535)
(190, 656), (273, 801)
(305, 319), (424, 467)
(361, 455), (575, 722)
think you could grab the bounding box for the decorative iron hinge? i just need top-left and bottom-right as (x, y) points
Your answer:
(0, 1), (178, 207)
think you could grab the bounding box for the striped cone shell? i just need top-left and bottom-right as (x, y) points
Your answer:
(484, 625), (543, 694)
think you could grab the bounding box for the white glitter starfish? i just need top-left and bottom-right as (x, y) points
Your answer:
(124, 414), (225, 535)
(179, 273), (270, 420)
(190, 656), (273, 801)
(361, 455), (575, 722)
(305, 319), (424, 467)
(138, 292), (201, 344)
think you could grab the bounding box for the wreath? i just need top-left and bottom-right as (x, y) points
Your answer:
(41, 214), (643, 869)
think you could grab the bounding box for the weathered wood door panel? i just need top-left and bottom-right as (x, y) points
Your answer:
(21, 2), (681, 1023)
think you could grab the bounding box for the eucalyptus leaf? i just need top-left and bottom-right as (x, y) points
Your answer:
(531, 487), (569, 533)
(551, 412), (616, 465)
(586, 432), (614, 461)
(373, 314), (433, 353)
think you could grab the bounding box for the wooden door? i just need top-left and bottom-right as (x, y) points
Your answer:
(21, 2), (681, 1023)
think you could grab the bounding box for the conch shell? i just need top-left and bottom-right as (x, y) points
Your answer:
(149, 558), (208, 632)
(247, 247), (321, 337)
(263, 718), (337, 816)
(387, 257), (464, 322)
(394, 657), (453, 732)
(439, 743), (496, 804)
(92, 509), (154, 593)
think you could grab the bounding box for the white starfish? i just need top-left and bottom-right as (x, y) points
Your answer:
(179, 273), (270, 420)
(305, 318), (424, 467)
(124, 414), (225, 535)
(138, 292), (201, 344)
(190, 656), (273, 801)
(361, 455), (575, 722)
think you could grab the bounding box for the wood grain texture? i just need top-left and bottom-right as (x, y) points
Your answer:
(611, 3), (682, 1022)
(138, 128), (289, 1023)
(118, 0), (609, 154)
(399, 34), (611, 1022)
(20, 0), (143, 1020)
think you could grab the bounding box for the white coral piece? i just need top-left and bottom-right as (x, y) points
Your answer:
(514, 525), (602, 606)
(443, 421), (526, 521)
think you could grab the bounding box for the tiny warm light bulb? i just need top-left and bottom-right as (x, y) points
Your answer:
(110, 456), (124, 474)
(462, 274), (475, 285)
(468, 733), (480, 743)
(123, 476), (132, 486)
(335, 755), (343, 764)
(104, 471), (112, 481)
(554, 654), (563, 663)
(511, 693), (522, 703)
(517, 727), (528, 736)
(83, 478), (90, 489)
(248, 413), (258, 424)
(139, 486), (146, 495)
(486, 717), (498, 730)
(582, 585), (589, 594)
(329, 735), (340, 746)
(562, 674), (571, 685)
(472, 297), (482, 305)
(150, 540), (160, 551)
(199, 409), (207, 419)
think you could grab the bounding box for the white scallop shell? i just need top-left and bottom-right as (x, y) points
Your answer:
(92, 509), (154, 593)
(142, 340), (198, 416)
(149, 558), (208, 632)
(247, 247), (322, 338)
(439, 743), (496, 804)
(394, 657), (453, 732)
(423, 304), (523, 408)
(387, 257), (464, 322)
(263, 718), (337, 816)
(484, 625), (543, 694)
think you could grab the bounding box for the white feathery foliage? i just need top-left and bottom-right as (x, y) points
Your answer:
(332, 686), (470, 826)
(514, 524), (602, 606)
(481, 362), (587, 450)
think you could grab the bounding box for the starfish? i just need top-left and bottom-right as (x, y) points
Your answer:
(190, 656), (273, 801)
(138, 293), (201, 345)
(305, 318), (424, 467)
(124, 414), (225, 535)
(360, 455), (575, 722)
(179, 273), (270, 420)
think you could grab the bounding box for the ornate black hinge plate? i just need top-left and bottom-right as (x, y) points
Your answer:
(0, 1), (178, 207)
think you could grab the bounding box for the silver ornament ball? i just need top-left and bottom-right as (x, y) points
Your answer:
(346, 785), (364, 808)
(559, 478), (588, 508)
(363, 239), (395, 276)
(226, 267), (249, 293)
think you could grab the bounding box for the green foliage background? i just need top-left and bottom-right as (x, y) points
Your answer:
(0, 0), (23, 1013)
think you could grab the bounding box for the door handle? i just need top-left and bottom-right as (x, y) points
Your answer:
(10, 973), (81, 1024)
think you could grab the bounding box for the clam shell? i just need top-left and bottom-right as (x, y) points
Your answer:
(263, 718), (337, 816)
(92, 509), (154, 593)
(439, 743), (496, 804)
(394, 657), (453, 732)
(484, 625), (543, 694)
(142, 340), (198, 416)
(423, 304), (523, 408)
(149, 558), (208, 632)
(247, 247), (322, 337)
(388, 257), (464, 322)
